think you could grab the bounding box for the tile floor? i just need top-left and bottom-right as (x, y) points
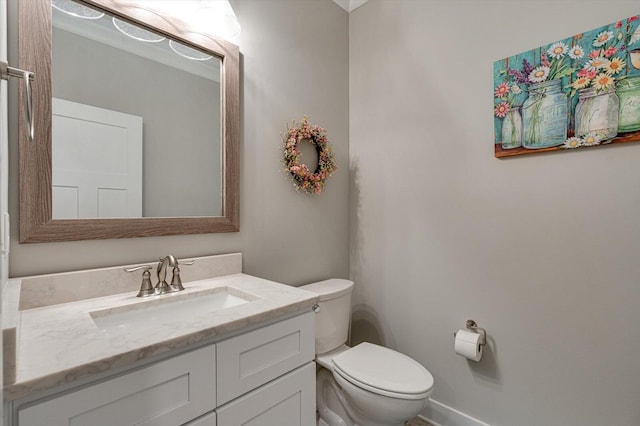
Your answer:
(405, 417), (432, 426)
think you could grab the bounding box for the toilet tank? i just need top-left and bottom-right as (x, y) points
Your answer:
(299, 279), (354, 355)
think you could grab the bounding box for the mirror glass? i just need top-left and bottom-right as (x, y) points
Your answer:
(51, 0), (222, 219)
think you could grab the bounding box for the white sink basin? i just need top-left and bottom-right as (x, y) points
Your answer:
(90, 286), (260, 331)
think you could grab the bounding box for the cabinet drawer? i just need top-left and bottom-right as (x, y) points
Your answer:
(216, 362), (315, 426)
(18, 345), (216, 426)
(216, 312), (314, 405)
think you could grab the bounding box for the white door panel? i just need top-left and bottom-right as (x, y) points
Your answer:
(52, 98), (142, 218)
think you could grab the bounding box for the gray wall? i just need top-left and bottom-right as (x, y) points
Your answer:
(8, 0), (349, 283)
(349, 1), (640, 425)
(52, 27), (222, 218)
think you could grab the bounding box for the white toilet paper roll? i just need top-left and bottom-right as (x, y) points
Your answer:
(454, 329), (483, 362)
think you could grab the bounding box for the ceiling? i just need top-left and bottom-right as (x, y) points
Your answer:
(332, 0), (368, 13)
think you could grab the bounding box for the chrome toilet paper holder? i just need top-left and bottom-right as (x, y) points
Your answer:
(454, 319), (487, 347)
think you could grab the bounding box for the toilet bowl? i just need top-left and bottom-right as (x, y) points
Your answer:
(300, 279), (434, 426)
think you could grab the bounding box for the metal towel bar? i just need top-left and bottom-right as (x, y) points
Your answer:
(0, 61), (35, 142)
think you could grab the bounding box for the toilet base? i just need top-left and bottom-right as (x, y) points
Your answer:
(317, 368), (354, 426)
(317, 367), (422, 426)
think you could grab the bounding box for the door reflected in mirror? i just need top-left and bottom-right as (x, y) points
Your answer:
(51, 1), (222, 219)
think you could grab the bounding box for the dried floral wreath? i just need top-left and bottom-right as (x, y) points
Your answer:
(282, 116), (337, 194)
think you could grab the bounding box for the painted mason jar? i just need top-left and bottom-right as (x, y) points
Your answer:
(574, 86), (619, 140)
(501, 107), (522, 149)
(616, 76), (640, 133)
(522, 79), (568, 148)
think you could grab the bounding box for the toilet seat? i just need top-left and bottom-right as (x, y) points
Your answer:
(331, 342), (434, 400)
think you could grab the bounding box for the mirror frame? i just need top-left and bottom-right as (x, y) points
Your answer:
(18, 0), (239, 243)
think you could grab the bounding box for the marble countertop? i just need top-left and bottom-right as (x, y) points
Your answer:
(4, 272), (318, 400)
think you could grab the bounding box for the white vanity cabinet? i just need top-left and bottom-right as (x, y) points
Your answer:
(215, 312), (316, 426)
(184, 411), (217, 426)
(17, 344), (217, 426)
(10, 312), (315, 426)
(216, 363), (315, 426)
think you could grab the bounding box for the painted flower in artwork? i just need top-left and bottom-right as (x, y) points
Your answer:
(577, 69), (597, 79)
(571, 76), (591, 90)
(493, 78), (522, 119)
(547, 42), (569, 59)
(494, 82), (510, 98)
(593, 30), (614, 47)
(560, 133), (605, 149)
(507, 44), (574, 86)
(561, 134), (604, 149)
(605, 57), (625, 74)
(568, 45), (585, 59)
(507, 58), (534, 84)
(585, 56), (608, 71)
(583, 132), (601, 146)
(593, 73), (615, 91)
(562, 137), (583, 149)
(494, 101), (510, 118)
(566, 15), (640, 97)
(528, 65), (550, 83)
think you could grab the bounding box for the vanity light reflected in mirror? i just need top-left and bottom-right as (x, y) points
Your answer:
(52, 0), (104, 19)
(140, 0), (241, 43)
(112, 17), (165, 42)
(18, 0), (240, 242)
(169, 40), (214, 61)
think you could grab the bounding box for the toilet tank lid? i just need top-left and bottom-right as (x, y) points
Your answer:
(299, 279), (353, 301)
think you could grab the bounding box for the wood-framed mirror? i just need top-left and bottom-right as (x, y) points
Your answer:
(18, 0), (239, 243)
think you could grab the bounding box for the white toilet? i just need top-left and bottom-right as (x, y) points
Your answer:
(300, 279), (434, 426)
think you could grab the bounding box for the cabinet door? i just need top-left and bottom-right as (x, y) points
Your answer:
(216, 362), (315, 426)
(18, 345), (216, 426)
(183, 411), (216, 426)
(216, 312), (314, 405)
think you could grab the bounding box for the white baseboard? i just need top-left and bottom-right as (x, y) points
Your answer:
(420, 399), (491, 426)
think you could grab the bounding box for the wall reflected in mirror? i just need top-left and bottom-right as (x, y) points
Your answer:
(51, 0), (223, 219)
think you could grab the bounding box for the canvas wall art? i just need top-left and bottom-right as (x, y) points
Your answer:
(493, 15), (640, 158)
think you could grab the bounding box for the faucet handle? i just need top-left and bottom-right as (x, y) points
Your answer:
(169, 260), (194, 292)
(124, 265), (155, 298)
(124, 264), (153, 273)
(170, 267), (185, 292)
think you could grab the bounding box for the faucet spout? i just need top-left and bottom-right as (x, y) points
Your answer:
(162, 255), (179, 268)
(156, 255), (179, 294)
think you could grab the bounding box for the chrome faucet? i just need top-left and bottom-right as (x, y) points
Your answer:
(125, 256), (195, 297)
